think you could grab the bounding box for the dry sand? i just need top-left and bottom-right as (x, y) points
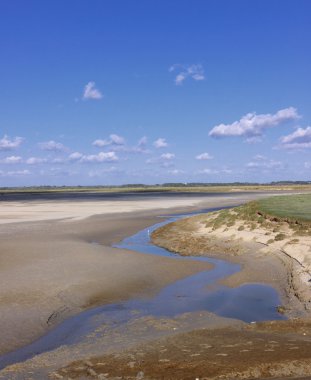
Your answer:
(0, 196), (234, 224)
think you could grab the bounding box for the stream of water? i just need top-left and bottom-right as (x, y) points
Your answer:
(0, 206), (285, 370)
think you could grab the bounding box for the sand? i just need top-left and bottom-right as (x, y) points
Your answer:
(0, 193), (260, 357)
(1, 191), (310, 379)
(0, 212), (214, 357)
(0, 196), (234, 224)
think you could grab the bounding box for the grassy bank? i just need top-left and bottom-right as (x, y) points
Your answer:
(205, 194), (311, 237)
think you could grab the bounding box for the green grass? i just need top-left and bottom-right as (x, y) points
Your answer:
(204, 193), (311, 236)
(257, 194), (311, 222)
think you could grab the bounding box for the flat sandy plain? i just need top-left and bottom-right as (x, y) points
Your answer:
(1, 190), (311, 380)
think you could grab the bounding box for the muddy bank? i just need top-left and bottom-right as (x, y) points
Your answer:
(53, 317), (311, 380)
(151, 213), (311, 317)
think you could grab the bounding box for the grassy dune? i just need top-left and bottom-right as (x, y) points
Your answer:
(205, 194), (311, 238)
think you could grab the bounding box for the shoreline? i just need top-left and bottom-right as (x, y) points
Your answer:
(151, 210), (311, 318)
(1, 191), (310, 379)
(0, 193), (260, 358)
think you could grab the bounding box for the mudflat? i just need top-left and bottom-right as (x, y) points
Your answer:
(0, 193), (257, 357)
(1, 191), (310, 379)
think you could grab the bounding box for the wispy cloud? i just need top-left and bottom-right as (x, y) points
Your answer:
(0, 155), (22, 164)
(92, 139), (110, 148)
(153, 138), (168, 148)
(146, 152), (175, 168)
(38, 140), (67, 152)
(26, 157), (47, 165)
(68, 152), (83, 161)
(169, 64), (205, 85)
(280, 126), (311, 149)
(197, 168), (232, 175)
(88, 166), (122, 177)
(246, 156), (283, 170)
(80, 151), (118, 163)
(195, 152), (213, 160)
(93, 134), (125, 148)
(209, 107), (300, 139)
(0, 135), (23, 151)
(168, 169), (185, 175)
(131, 136), (149, 154)
(161, 153), (175, 160)
(110, 134), (125, 145)
(83, 81), (103, 100)
(0, 169), (31, 177)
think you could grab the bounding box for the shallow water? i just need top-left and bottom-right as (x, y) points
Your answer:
(0, 206), (285, 370)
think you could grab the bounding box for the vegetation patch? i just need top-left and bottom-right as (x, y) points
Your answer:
(205, 194), (311, 237)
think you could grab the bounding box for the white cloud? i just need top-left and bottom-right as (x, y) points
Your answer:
(245, 136), (263, 144)
(40, 167), (76, 177)
(51, 157), (66, 164)
(280, 126), (311, 149)
(68, 152), (83, 161)
(168, 169), (185, 175)
(118, 136), (150, 154)
(153, 138), (168, 148)
(0, 135), (23, 150)
(110, 134), (125, 145)
(169, 64), (205, 85)
(26, 157), (47, 165)
(93, 134), (125, 148)
(83, 81), (103, 100)
(80, 151), (118, 163)
(253, 154), (266, 160)
(195, 152), (213, 160)
(197, 168), (215, 174)
(161, 153), (175, 160)
(304, 162), (311, 169)
(146, 152), (175, 167)
(4, 169), (31, 176)
(39, 140), (67, 152)
(138, 136), (147, 146)
(197, 168), (232, 175)
(209, 107), (300, 139)
(92, 139), (110, 147)
(246, 159), (283, 169)
(0, 156), (22, 164)
(131, 136), (149, 154)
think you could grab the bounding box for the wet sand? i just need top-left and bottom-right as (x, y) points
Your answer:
(0, 193), (260, 357)
(0, 212), (213, 357)
(1, 191), (309, 379)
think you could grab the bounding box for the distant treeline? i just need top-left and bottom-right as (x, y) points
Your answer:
(0, 181), (310, 191)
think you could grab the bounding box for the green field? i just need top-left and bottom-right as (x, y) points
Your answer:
(204, 193), (311, 238)
(257, 194), (311, 222)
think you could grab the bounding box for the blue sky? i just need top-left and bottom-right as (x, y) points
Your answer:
(0, 0), (310, 186)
